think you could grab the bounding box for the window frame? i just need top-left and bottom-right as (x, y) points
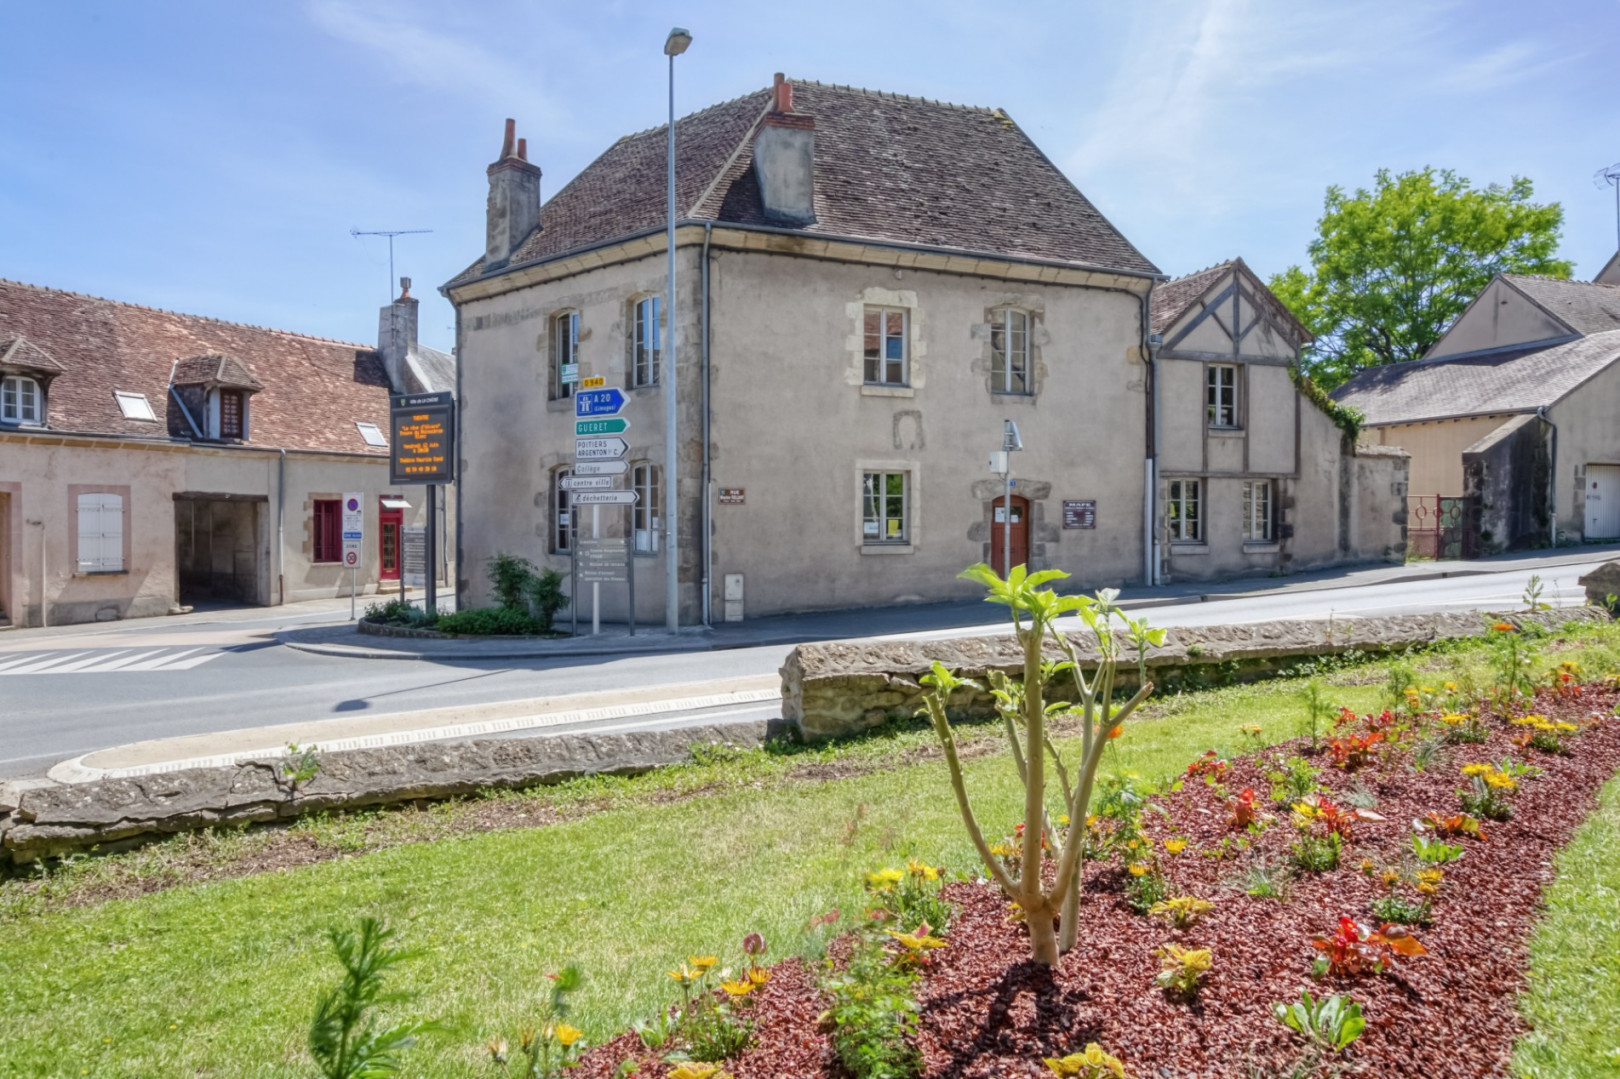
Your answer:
(1243, 479), (1274, 542)
(861, 470), (910, 545)
(551, 468), (577, 554)
(312, 499), (343, 563)
(990, 308), (1031, 395)
(75, 491), (126, 573)
(1, 375), (42, 424)
(863, 306), (909, 387)
(1207, 363), (1239, 428)
(219, 389), (245, 439)
(631, 296), (661, 389)
(550, 310), (579, 400)
(1167, 479), (1203, 543)
(632, 462), (661, 555)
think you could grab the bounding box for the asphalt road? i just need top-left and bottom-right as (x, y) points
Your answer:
(0, 557), (1605, 779)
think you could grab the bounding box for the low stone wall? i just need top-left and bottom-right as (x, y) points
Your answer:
(780, 608), (1606, 741)
(0, 720), (774, 865)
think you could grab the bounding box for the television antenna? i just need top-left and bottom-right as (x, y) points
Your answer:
(1594, 163), (1620, 250)
(350, 227), (433, 297)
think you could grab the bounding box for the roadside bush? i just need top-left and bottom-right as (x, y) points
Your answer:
(362, 598), (435, 628)
(487, 553), (540, 610)
(485, 553), (570, 632)
(435, 607), (544, 636)
(524, 568), (570, 632)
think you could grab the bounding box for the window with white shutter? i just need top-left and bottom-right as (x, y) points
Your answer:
(76, 492), (125, 572)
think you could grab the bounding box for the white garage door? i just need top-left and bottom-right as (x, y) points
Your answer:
(1587, 464), (1620, 540)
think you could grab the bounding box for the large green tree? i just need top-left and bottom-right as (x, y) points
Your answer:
(1271, 167), (1572, 390)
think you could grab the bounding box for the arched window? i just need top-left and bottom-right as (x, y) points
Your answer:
(1, 375), (42, 424)
(551, 467), (577, 553)
(550, 310), (578, 400)
(990, 309), (1030, 395)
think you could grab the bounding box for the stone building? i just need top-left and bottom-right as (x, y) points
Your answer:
(1335, 271), (1620, 553)
(443, 76), (1406, 622)
(0, 279), (454, 626)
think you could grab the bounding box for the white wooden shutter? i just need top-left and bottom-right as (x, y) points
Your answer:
(76, 493), (124, 572)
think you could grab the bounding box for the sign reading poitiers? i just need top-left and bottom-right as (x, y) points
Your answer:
(574, 388), (627, 417)
(574, 436), (629, 461)
(390, 392), (455, 485)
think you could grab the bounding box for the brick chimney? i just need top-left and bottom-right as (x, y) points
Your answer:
(485, 118), (542, 270)
(752, 74), (816, 226)
(378, 277), (418, 393)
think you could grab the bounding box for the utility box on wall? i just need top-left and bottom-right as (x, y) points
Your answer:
(723, 573), (744, 623)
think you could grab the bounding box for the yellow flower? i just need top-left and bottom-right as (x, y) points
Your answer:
(1164, 838), (1187, 854)
(1239, 723), (1263, 736)
(906, 859), (940, 881)
(668, 965), (698, 983)
(1461, 763), (1493, 777)
(1440, 713), (1467, 726)
(989, 842), (1014, 858)
(1127, 862), (1149, 877)
(1055, 814), (1071, 826)
(1380, 868), (1401, 888)
(1444, 681), (1458, 692)
(1485, 772), (1518, 790)
(720, 979), (755, 997)
(885, 927), (947, 952)
(1044, 1042), (1129, 1077)
(865, 868), (904, 890)
(688, 955), (718, 971)
(747, 967), (771, 987)
(553, 1023), (583, 1047)
(1555, 721), (1579, 732)
(1359, 858), (1376, 874)
(1420, 686), (1435, 694)
(668, 1064), (729, 1079)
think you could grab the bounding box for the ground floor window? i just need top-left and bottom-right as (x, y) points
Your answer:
(1243, 479), (1273, 541)
(552, 469), (575, 554)
(76, 492), (124, 572)
(1167, 479), (1202, 542)
(312, 499), (341, 562)
(633, 463), (660, 554)
(862, 471), (909, 544)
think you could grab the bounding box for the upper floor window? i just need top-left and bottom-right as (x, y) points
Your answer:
(550, 310), (578, 400)
(219, 390), (245, 439)
(551, 468), (576, 553)
(862, 470), (909, 544)
(1207, 364), (1238, 427)
(1167, 479), (1202, 542)
(632, 296), (661, 388)
(863, 307), (908, 386)
(991, 309), (1030, 395)
(633, 462), (661, 554)
(1243, 479), (1273, 541)
(1, 375), (41, 424)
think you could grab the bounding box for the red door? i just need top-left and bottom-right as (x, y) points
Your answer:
(379, 506), (402, 581)
(991, 495), (1029, 577)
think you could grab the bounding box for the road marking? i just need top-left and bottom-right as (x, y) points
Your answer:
(50, 687), (783, 782)
(0, 647), (226, 675)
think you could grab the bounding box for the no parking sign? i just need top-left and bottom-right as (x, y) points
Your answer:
(341, 493), (363, 566)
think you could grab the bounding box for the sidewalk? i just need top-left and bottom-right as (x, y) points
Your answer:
(278, 544), (1620, 662)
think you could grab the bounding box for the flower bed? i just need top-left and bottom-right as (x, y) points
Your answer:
(569, 677), (1620, 1078)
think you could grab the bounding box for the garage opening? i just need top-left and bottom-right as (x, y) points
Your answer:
(174, 493), (268, 607)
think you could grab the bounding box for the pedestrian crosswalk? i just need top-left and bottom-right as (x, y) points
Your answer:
(0, 646), (225, 675)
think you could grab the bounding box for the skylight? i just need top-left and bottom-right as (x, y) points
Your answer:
(114, 391), (157, 421)
(356, 421), (387, 447)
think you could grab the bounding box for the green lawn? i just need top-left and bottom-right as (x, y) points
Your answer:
(1, 626), (1618, 1078)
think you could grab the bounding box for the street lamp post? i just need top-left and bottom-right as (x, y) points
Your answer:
(663, 26), (691, 634)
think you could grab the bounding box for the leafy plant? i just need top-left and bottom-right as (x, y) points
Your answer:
(1235, 853), (1291, 900)
(820, 934), (923, 1079)
(1410, 734), (1449, 773)
(1154, 944), (1212, 1000)
(1342, 781), (1378, 809)
(1290, 832), (1343, 874)
(1327, 730), (1383, 770)
(1150, 895), (1214, 929)
(489, 965), (585, 1078)
(1267, 756), (1321, 805)
(1411, 834), (1464, 864)
(1311, 916), (1426, 978)
(1272, 991), (1365, 1052)
(482, 554), (570, 631)
(1523, 574), (1549, 612)
(1512, 714), (1580, 754)
(1458, 763), (1517, 821)
(1424, 811), (1487, 840)
(282, 743), (322, 794)
(666, 952), (753, 1063)
(1124, 860), (1169, 915)
(1369, 893), (1432, 926)
(1227, 787), (1261, 830)
(362, 598), (435, 628)
(308, 918), (441, 1079)
(917, 566), (1158, 964)
(1485, 619), (1540, 708)
(1043, 1043), (1132, 1077)
(864, 861), (953, 933)
(488, 552), (541, 610)
(435, 607), (544, 636)
(1298, 680), (1337, 751)
(523, 568), (570, 632)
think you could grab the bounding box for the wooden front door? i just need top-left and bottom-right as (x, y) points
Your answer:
(991, 494), (1029, 577)
(379, 507), (403, 581)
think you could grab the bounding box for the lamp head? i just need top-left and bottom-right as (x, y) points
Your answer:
(664, 27), (692, 56)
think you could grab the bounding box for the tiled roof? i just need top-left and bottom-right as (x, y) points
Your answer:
(448, 79), (1158, 288)
(172, 353), (264, 392)
(406, 344), (456, 394)
(0, 333), (66, 375)
(0, 279), (393, 454)
(1332, 328), (1620, 426)
(1502, 275), (1620, 335)
(1150, 257), (1311, 344)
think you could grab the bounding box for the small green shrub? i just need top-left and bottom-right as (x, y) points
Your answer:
(363, 598), (435, 628)
(488, 552), (540, 610)
(524, 568), (570, 632)
(1290, 832), (1342, 873)
(308, 918), (441, 1079)
(821, 936), (922, 1079)
(435, 607), (544, 636)
(1272, 990), (1365, 1053)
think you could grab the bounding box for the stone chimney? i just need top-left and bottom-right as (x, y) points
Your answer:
(752, 74), (816, 226)
(485, 118), (542, 270)
(378, 277), (417, 393)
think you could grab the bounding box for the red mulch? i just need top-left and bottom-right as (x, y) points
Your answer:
(575, 684), (1620, 1079)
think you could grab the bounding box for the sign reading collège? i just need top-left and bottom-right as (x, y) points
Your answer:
(390, 392), (456, 485)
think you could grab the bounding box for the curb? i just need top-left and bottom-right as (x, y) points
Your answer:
(278, 632), (716, 661)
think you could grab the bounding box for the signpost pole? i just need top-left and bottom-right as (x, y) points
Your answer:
(350, 566), (356, 620)
(424, 485), (437, 615)
(570, 495), (578, 637)
(591, 505), (601, 636)
(626, 507), (636, 637)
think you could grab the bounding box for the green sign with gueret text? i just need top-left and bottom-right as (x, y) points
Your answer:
(576, 417), (630, 436)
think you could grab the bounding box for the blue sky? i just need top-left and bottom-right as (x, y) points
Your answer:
(3, 1), (1617, 353)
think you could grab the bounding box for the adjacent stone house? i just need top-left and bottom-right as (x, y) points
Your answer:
(1334, 272), (1620, 553)
(443, 76), (1406, 622)
(0, 279), (454, 626)
(1150, 259), (1408, 580)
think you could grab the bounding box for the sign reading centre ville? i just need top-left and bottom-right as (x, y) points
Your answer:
(389, 392), (456, 485)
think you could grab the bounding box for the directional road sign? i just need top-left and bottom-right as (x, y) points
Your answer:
(574, 459), (629, 476)
(569, 491), (638, 505)
(559, 475), (618, 491)
(575, 437), (628, 460)
(575, 388), (628, 417)
(576, 417), (630, 436)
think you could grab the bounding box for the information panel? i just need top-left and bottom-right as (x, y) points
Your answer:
(390, 392), (456, 485)
(1062, 499), (1097, 529)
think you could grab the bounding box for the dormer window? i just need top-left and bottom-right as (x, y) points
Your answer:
(219, 390), (244, 438)
(1, 375), (41, 424)
(170, 353), (262, 442)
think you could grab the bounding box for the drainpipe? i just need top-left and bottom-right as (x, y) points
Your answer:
(32, 519), (46, 628)
(700, 221), (713, 627)
(276, 449), (287, 605)
(1140, 288), (1161, 586)
(1538, 406), (1557, 547)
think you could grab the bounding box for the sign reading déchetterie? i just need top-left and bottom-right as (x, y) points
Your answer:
(390, 392), (456, 485)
